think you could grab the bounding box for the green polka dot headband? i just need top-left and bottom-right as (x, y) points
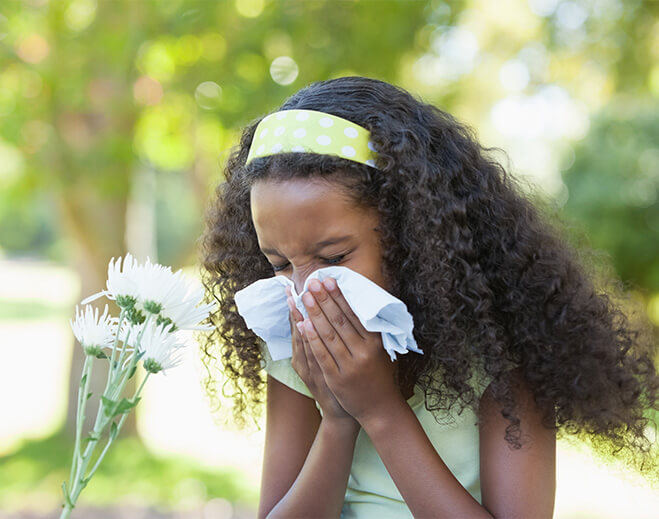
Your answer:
(246, 109), (379, 168)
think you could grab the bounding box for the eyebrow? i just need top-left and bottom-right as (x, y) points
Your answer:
(260, 235), (353, 257)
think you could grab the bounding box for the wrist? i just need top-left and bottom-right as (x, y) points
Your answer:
(322, 415), (361, 439)
(357, 396), (410, 438)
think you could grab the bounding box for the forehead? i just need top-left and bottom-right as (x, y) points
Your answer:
(251, 177), (359, 221)
(250, 177), (373, 247)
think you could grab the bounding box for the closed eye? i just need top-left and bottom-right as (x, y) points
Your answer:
(271, 254), (346, 272)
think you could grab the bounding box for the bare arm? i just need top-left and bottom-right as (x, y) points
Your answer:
(297, 278), (556, 518)
(478, 373), (556, 518)
(259, 285), (365, 518)
(258, 375), (360, 519)
(360, 374), (556, 518)
(258, 375), (321, 518)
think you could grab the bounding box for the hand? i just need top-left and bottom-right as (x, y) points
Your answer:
(286, 285), (359, 429)
(298, 277), (404, 424)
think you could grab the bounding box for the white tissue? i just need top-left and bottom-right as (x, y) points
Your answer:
(233, 266), (423, 362)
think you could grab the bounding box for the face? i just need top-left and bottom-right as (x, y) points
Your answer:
(250, 177), (387, 294)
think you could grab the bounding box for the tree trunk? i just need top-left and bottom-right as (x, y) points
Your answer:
(58, 191), (138, 438)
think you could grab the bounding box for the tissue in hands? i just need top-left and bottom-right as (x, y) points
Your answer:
(234, 266), (423, 362)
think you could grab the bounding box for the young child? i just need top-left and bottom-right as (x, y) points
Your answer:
(199, 76), (658, 518)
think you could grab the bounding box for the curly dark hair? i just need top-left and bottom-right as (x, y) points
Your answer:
(198, 76), (658, 472)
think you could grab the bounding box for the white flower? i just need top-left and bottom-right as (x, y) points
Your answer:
(70, 304), (117, 356)
(159, 281), (216, 331)
(117, 320), (143, 350)
(81, 253), (142, 308)
(138, 321), (186, 375)
(79, 253), (216, 329)
(136, 257), (193, 315)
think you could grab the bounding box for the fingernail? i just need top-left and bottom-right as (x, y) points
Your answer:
(303, 292), (315, 307)
(309, 279), (321, 293)
(323, 278), (335, 291)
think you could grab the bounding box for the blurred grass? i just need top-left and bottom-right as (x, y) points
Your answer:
(0, 300), (69, 321)
(0, 431), (258, 513)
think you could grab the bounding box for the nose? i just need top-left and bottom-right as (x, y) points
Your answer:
(291, 267), (316, 295)
(291, 272), (306, 295)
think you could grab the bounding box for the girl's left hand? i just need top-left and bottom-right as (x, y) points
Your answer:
(298, 277), (404, 423)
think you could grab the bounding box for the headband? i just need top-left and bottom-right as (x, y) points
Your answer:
(245, 109), (379, 168)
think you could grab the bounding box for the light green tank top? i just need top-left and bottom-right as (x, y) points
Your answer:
(261, 348), (491, 518)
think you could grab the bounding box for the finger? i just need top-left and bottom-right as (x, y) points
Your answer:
(301, 317), (340, 374)
(286, 292), (304, 323)
(297, 320), (330, 378)
(304, 282), (361, 357)
(318, 277), (366, 340)
(289, 306), (309, 372)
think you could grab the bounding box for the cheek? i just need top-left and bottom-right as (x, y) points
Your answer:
(352, 245), (388, 291)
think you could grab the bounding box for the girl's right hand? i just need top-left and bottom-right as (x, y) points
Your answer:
(286, 286), (358, 429)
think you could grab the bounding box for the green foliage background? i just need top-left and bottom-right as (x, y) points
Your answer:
(0, 0), (658, 514)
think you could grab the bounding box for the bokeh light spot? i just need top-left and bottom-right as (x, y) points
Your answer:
(136, 40), (176, 82)
(201, 33), (226, 61)
(236, 53), (266, 84)
(236, 0), (265, 18)
(134, 95), (196, 171)
(194, 81), (222, 110)
(0, 139), (25, 185)
(263, 32), (293, 60)
(15, 34), (50, 64)
(133, 76), (164, 106)
(528, 0), (560, 17)
(556, 1), (588, 30)
(269, 56), (298, 85)
(174, 35), (203, 66)
(86, 77), (119, 109)
(499, 59), (530, 92)
(64, 0), (97, 32)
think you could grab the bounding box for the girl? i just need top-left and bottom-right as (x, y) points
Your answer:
(200, 76), (658, 518)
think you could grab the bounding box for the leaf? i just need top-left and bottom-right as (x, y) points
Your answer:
(127, 365), (137, 380)
(109, 421), (119, 441)
(101, 395), (118, 417)
(79, 374), (87, 388)
(94, 350), (109, 359)
(61, 481), (74, 508)
(86, 392), (93, 400)
(82, 433), (99, 444)
(114, 396), (141, 415)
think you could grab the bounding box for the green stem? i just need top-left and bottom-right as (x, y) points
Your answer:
(60, 312), (156, 517)
(107, 308), (125, 377)
(91, 308), (126, 430)
(108, 314), (151, 401)
(113, 326), (132, 379)
(62, 354), (93, 518)
(85, 372), (151, 481)
(61, 309), (148, 517)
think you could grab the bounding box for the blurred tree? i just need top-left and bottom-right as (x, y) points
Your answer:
(0, 0), (431, 437)
(1, 0), (657, 442)
(561, 99), (659, 293)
